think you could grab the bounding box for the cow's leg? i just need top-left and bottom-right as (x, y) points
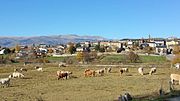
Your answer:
(171, 79), (174, 85)
(65, 75), (67, 79)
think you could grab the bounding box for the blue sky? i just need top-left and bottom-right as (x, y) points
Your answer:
(0, 0), (180, 39)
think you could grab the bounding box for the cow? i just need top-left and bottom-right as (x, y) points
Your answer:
(84, 69), (95, 77)
(57, 71), (68, 80)
(170, 74), (180, 85)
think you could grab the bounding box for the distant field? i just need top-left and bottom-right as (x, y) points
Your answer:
(46, 54), (167, 65)
(100, 54), (167, 64)
(0, 63), (180, 101)
(46, 56), (67, 61)
(139, 55), (167, 63)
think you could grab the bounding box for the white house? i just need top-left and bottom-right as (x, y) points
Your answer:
(147, 42), (156, 48)
(153, 39), (165, 46)
(76, 47), (84, 52)
(39, 48), (48, 53)
(0, 49), (5, 55)
(166, 40), (179, 48)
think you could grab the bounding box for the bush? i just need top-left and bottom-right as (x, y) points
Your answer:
(126, 51), (140, 63)
(37, 58), (50, 63)
(117, 48), (125, 53)
(173, 45), (180, 54)
(65, 57), (74, 64)
(76, 52), (90, 63)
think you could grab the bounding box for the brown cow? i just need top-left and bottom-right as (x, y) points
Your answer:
(84, 69), (95, 77)
(57, 71), (68, 80)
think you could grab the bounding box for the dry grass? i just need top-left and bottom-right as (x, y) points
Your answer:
(0, 63), (180, 101)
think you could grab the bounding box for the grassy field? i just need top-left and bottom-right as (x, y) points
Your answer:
(0, 62), (180, 101)
(46, 54), (167, 65)
(100, 54), (167, 64)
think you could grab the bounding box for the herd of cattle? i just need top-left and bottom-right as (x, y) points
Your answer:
(0, 64), (180, 89)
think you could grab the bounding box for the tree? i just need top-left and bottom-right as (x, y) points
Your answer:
(76, 52), (90, 63)
(76, 52), (83, 62)
(172, 54), (180, 64)
(126, 51), (140, 63)
(89, 51), (98, 59)
(11, 48), (15, 53)
(144, 46), (154, 54)
(68, 45), (76, 54)
(99, 47), (105, 53)
(75, 43), (81, 48)
(15, 44), (20, 53)
(82, 52), (90, 63)
(95, 45), (100, 51)
(173, 45), (180, 54)
(3, 48), (11, 54)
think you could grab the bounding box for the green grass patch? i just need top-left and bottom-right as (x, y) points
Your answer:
(100, 54), (167, 64)
(100, 54), (125, 63)
(46, 56), (67, 61)
(140, 55), (167, 63)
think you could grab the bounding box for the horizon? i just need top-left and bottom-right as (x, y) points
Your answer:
(0, 34), (180, 40)
(0, 0), (180, 39)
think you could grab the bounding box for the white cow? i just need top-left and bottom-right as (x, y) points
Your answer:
(170, 74), (180, 85)
(138, 67), (144, 75)
(95, 69), (104, 76)
(9, 72), (24, 78)
(0, 77), (11, 87)
(35, 66), (43, 72)
(59, 62), (66, 67)
(149, 67), (156, 75)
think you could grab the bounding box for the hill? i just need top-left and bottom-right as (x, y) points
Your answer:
(0, 34), (106, 47)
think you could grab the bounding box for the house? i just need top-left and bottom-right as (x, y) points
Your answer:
(66, 42), (75, 48)
(100, 41), (110, 47)
(38, 48), (48, 53)
(119, 39), (141, 48)
(39, 44), (47, 48)
(140, 43), (149, 49)
(19, 45), (28, 49)
(110, 41), (122, 48)
(91, 42), (99, 47)
(56, 44), (65, 49)
(147, 42), (156, 48)
(0, 49), (5, 55)
(155, 46), (167, 55)
(76, 47), (84, 52)
(79, 42), (85, 47)
(166, 40), (179, 48)
(76, 47), (90, 52)
(153, 39), (166, 46)
(84, 41), (91, 47)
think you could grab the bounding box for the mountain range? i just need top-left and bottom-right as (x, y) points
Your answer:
(0, 34), (106, 47)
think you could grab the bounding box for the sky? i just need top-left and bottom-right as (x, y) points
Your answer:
(0, 0), (180, 39)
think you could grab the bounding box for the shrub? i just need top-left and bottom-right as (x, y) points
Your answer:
(76, 52), (90, 63)
(65, 57), (74, 64)
(126, 51), (140, 63)
(173, 45), (180, 54)
(37, 58), (50, 63)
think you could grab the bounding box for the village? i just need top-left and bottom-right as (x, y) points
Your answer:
(0, 36), (180, 101)
(0, 37), (180, 60)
